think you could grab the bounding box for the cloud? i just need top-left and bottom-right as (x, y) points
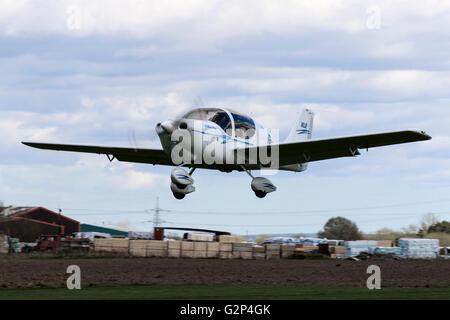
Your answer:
(109, 169), (169, 190)
(0, 117), (58, 147)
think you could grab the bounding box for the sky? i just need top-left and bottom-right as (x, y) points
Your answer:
(1, 0), (450, 236)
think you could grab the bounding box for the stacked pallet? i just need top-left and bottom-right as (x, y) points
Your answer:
(294, 244), (319, 254)
(193, 242), (207, 258)
(373, 247), (402, 256)
(129, 240), (151, 257)
(219, 243), (233, 259)
(345, 241), (377, 257)
(217, 235), (241, 243)
(187, 233), (214, 242)
(94, 238), (113, 252)
(329, 246), (346, 259)
(179, 241), (219, 259)
(168, 240), (181, 258)
(252, 245), (265, 260)
(110, 238), (129, 253)
(181, 241), (195, 258)
(398, 238), (439, 259)
(281, 244), (296, 258)
(8, 238), (20, 253)
(265, 243), (281, 260)
(206, 242), (220, 258)
(146, 240), (168, 257)
(0, 234), (8, 254)
(376, 240), (393, 247)
(232, 243), (253, 259)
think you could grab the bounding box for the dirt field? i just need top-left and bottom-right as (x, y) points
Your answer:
(0, 257), (449, 289)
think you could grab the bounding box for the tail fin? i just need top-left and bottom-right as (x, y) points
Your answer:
(285, 108), (314, 143)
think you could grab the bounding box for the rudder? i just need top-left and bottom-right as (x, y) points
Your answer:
(285, 108), (314, 143)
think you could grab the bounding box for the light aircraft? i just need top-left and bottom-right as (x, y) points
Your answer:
(23, 108), (431, 199)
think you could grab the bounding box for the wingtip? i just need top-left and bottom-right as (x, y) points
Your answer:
(22, 142), (39, 148)
(419, 131), (432, 140)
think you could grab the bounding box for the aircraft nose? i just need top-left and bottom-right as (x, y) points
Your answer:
(160, 120), (175, 134)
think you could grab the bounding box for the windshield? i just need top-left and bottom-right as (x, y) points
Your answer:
(183, 108), (256, 139)
(183, 108), (232, 134)
(231, 112), (255, 139)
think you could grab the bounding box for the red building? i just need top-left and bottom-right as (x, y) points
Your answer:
(0, 207), (80, 242)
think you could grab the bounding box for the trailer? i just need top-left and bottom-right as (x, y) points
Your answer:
(34, 235), (90, 252)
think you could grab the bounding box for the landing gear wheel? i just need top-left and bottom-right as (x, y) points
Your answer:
(173, 192), (185, 200)
(254, 190), (267, 198)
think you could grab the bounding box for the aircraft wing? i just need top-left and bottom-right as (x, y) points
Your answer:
(22, 142), (173, 166)
(238, 130), (431, 166)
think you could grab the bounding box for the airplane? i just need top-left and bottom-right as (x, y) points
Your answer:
(23, 107), (431, 199)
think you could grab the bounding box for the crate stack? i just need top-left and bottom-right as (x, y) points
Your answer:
(398, 238), (439, 259)
(294, 244), (319, 254)
(168, 240), (182, 258)
(206, 242), (220, 258)
(252, 245), (265, 260)
(146, 240), (168, 257)
(219, 243), (233, 259)
(94, 238), (113, 253)
(187, 233), (214, 242)
(373, 247), (402, 256)
(344, 240), (377, 257)
(329, 246), (346, 259)
(218, 235), (241, 243)
(376, 240), (393, 247)
(129, 240), (151, 257)
(109, 238), (129, 253)
(9, 238), (20, 253)
(281, 244), (296, 258)
(232, 243), (253, 259)
(193, 242), (208, 258)
(181, 241), (195, 258)
(265, 243), (281, 260)
(0, 234), (8, 254)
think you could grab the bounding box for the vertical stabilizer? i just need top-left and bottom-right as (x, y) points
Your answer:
(285, 109), (314, 143)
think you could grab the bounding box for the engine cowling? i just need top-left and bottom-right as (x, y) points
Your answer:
(251, 177), (277, 198)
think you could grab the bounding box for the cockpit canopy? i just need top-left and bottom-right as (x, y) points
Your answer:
(183, 108), (256, 139)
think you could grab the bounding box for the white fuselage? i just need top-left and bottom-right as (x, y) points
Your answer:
(156, 107), (276, 169)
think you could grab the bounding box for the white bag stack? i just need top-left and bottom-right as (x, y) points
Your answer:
(344, 240), (377, 257)
(398, 238), (439, 259)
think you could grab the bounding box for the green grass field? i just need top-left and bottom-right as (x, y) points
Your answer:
(0, 284), (449, 300)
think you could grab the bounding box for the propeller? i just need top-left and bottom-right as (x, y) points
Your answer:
(193, 96), (205, 108)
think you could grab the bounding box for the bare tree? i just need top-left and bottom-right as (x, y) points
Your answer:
(420, 213), (440, 235)
(402, 224), (419, 235)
